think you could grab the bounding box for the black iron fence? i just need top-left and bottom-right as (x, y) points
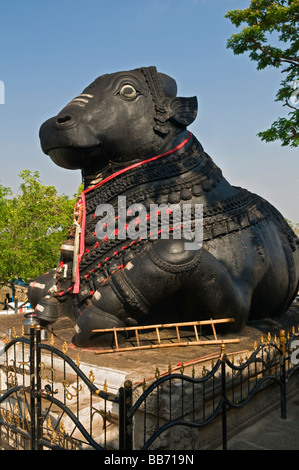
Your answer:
(0, 324), (298, 450)
(129, 333), (299, 450)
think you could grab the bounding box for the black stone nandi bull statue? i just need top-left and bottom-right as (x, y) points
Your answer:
(28, 66), (299, 348)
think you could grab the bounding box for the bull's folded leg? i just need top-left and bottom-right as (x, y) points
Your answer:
(72, 239), (201, 347)
(72, 237), (254, 347)
(72, 277), (139, 347)
(72, 303), (128, 348)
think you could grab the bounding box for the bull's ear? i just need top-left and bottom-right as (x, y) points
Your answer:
(169, 96), (198, 126)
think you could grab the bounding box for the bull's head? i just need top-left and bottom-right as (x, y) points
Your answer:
(39, 66), (198, 176)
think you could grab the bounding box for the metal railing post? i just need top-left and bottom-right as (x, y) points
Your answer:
(221, 346), (227, 450)
(35, 325), (43, 449)
(279, 329), (287, 419)
(119, 380), (133, 450)
(29, 323), (36, 450)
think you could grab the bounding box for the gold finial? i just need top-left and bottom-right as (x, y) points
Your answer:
(59, 421), (66, 434)
(142, 379), (146, 391)
(47, 416), (53, 430)
(279, 329), (286, 357)
(221, 342), (225, 356)
(155, 367), (160, 379)
(103, 379), (108, 393)
(192, 366), (195, 378)
(14, 403), (19, 416)
(21, 325), (25, 336)
(12, 327), (17, 338)
(267, 332), (271, 343)
(89, 370), (95, 383)
(179, 362), (185, 375)
(168, 363), (172, 374)
(124, 380), (132, 390)
(261, 334), (264, 344)
(274, 334), (277, 344)
(254, 340), (257, 350)
(62, 342), (68, 354)
(25, 408), (30, 423)
(76, 353), (80, 368)
(50, 334), (54, 346)
(292, 325), (295, 335)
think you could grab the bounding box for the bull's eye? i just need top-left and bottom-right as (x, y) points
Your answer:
(119, 84), (137, 99)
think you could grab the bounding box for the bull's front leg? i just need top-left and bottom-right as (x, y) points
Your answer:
(28, 269), (57, 310)
(28, 236), (79, 325)
(28, 265), (78, 324)
(72, 239), (202, 347)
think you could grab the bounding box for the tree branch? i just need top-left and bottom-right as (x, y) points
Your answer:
(283, 99), (298, 111)
(248, 38), (299, 66)
(280, 58), (299, 66)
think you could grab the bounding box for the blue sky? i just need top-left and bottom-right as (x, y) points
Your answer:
(0, 0), (298, 222)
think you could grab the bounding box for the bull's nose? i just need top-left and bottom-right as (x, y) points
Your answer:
(56, 115), (72, 124)
(55, 114), (75, 129)
(39, 114), (101, 158)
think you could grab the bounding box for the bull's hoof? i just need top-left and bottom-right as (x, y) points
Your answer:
(72, 330), (127, 349)
(34, 295), (60, 324)
(72, 303), (127, 348)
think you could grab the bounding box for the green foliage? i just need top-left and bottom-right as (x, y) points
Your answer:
(225, 0), (299, 147)
(0, 170), (78, 284)
(286, 218), (299, 235)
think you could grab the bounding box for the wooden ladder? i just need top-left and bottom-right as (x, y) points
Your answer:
(93, 318), (239, 354)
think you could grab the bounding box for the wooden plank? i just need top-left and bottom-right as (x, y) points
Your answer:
(155, 327), (161, 344)
(92, 318), (235, 334)
(210, 318), (218, 340)
(135, 329), (140, 347)
(95, 338), (240, 354)
(175, 326), (181, 343)
(113, 328), (119, 350)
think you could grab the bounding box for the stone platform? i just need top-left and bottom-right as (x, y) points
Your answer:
(0, 302), (298, 450)
(0, 303), (298, 388)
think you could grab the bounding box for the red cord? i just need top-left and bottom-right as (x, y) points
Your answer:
(73, 132), (193, 293)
